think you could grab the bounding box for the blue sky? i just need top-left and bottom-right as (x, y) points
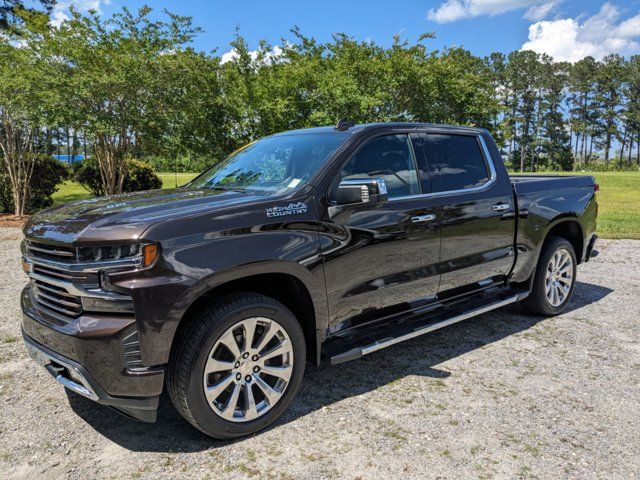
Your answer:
(52, 1), (640, 61)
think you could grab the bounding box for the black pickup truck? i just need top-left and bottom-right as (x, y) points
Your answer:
(20, 122), (598, 439)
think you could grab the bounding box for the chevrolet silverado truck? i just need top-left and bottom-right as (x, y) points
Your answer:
(21, 122), (598, 439)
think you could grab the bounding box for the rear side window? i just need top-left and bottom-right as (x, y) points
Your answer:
(423, 134), (489, 192)
(340, 134), (419, 198)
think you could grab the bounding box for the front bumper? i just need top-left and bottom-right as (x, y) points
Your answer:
(23, 333), (159, 421)
(21, 287), (164, 422)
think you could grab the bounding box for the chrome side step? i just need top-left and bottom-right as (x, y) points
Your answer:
(329, 294), (520, 364)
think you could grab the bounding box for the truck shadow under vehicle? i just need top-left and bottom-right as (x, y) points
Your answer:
(65, 280), (612, 453)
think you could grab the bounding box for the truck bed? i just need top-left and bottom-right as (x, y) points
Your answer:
(509, 174), (597, 194)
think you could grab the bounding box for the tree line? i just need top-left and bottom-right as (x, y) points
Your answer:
(1, 4), (639, 215)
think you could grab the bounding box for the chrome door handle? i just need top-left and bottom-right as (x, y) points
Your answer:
(411, 214), (436, 223)
(492, 203), (511, 211)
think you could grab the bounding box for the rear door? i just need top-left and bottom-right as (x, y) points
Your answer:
(417, 130), (515, 296)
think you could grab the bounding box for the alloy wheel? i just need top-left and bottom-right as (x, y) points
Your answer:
(202, 317), (293, 422)
(544, 247), (574, 307)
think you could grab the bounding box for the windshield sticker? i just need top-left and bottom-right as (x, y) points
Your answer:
(288, 178), (301, 188)
(266, 202), (308, 218)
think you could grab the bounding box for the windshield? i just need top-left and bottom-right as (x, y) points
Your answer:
(189, 133), (348, 195)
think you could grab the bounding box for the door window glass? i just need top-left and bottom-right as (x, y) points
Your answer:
(424, 134), (489, 192)
(340, 134), (420, 198)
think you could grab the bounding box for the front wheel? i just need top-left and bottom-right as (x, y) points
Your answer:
(521, 236), (577, 316)
(167, 292), (306, 439)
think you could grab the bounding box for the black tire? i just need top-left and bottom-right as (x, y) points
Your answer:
(520, 236), (577, 316)
(167, 292), (306, 439)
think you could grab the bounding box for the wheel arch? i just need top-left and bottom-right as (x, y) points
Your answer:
(544, 218), (585, 264)
(166, 262), (325, 366)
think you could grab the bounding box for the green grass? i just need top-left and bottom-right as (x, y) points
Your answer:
(52, 172), (198, 206)
(50, 171), (640, 239)
(585, 172), (640, 240)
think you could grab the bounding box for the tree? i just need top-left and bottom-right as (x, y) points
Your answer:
(43, 6), (200, 195)
(593, 55), (625, 163)
(0, 25), (57, 215)
(0, 0), (54, 32)
(539, 59), (573, 170)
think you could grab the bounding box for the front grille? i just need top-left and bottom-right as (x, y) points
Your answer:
(25, 241), (77, 262)
(32, 280), (83, 319)
(32, 264), (92, 283)
(23, 238), (137, 324)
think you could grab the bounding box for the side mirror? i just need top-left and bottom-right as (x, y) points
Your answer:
(334, 178), (388, 205)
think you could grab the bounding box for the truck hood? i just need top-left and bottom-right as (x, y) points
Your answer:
(23, 188), (259, 245)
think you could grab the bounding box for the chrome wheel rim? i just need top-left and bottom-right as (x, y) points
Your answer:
(544, 248), (574, 307)
(202, 317), (293, 423)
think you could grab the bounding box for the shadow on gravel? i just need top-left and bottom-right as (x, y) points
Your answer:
(66, 280), (613, 453)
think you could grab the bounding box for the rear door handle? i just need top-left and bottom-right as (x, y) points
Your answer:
(492, 203), (511, 211)
(411, 214), (436, 223)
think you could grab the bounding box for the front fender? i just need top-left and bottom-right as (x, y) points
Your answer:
(129, 224), (327, 366)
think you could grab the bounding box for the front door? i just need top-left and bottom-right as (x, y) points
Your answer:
(321, 133), (442, 333)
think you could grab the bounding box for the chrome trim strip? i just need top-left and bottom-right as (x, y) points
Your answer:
(23, 255), (142, 273)
(28, 271), (131, 302)
(388, 134), (497, 202)
(26, 244), (75, 257)
(360, 295), (519, 356)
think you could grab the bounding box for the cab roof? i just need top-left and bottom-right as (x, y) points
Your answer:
(270, 122), (487, 137)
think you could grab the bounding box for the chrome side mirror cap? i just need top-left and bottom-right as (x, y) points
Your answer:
(334, 178), (388, 205)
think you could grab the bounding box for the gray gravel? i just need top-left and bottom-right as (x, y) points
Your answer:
(0, 226), (638, 480)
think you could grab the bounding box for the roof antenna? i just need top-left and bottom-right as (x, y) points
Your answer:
(335, 118), (355, 131)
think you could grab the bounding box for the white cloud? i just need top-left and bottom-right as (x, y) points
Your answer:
(522, 3), (640, 62)
(524, 1), (559, 22)
(50, 0), (110, 27)
(220, 45), (284, 65)
(427, 0), (555, 23)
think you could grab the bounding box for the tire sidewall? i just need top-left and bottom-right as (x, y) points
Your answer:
(534, 238), (577, 315)
(184, 299), (306, 439)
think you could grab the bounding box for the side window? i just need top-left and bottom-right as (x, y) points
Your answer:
(424, 134), (489, 192)
(340, 134), (420, 198)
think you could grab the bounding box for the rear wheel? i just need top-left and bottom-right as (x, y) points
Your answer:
(521, 236), (577, 316)
(167, 292), (306, 439)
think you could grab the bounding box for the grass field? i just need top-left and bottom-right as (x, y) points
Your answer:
(52, 172), (198, 206)
(51, 171), (640, 239)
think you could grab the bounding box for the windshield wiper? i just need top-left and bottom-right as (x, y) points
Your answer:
(208, 185), (249, 194)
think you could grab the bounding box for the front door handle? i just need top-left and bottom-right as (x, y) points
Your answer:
(411, 213), (436, 223)
(492, 203), (511, 211)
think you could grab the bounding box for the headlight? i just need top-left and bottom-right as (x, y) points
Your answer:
(77, 243), (159, 267)
(77, 244), (140, 262)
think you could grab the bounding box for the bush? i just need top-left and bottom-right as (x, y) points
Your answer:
(0, 155), (69, 214)
(574, 161), (640, 172)
(142, 154), (212, 173)
(73, 158), (162, 196)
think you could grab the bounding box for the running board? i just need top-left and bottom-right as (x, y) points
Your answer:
(327, 294), (520, 364)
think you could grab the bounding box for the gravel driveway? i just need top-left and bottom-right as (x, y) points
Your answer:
(0, 227), (638, 479)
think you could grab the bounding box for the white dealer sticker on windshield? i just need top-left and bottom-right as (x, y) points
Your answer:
(288, 178), (301, 188)
(266, 202), (308, 218)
